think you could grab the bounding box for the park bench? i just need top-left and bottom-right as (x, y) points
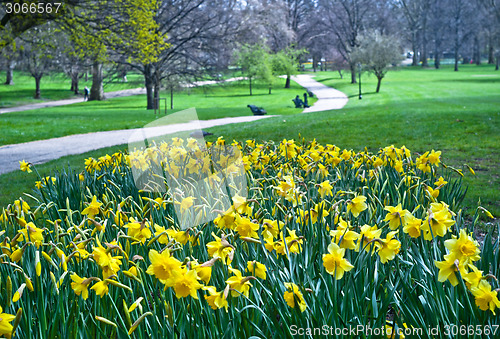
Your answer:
(247, 105), (267, 115)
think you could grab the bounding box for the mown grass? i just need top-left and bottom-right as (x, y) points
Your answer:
(0, 71), (143, 108)
(0, 78), (310, 146)
(1, 65), (498, 219)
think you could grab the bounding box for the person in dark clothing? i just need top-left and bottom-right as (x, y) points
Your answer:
(303, 93), (310, 108)
(83, 86), (89, 101)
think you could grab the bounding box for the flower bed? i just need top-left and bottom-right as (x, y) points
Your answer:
(1, 138), (498, 338)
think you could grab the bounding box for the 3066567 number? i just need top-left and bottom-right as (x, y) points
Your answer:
(443, 324), (499, 336)
(5, 2), (62, 14)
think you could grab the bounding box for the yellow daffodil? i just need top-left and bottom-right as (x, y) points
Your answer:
(125, 219), (152, 244)
(203, 286), (228, 311)
(70, 273), (91, 300)
(234, 215), (259, 239)
(377, 231), (401, 264)
(421, 202), (456, 240)
(91, 280), (109, 298)
(470, 280), (500, 315)
(146, 249), (182, 287)
(172, 269), (203, 299)
(463, 264), (483, 290)
(427, 150), (441, 166)
(0, 306), (16, 338)
(226, 267), (253, 297)
(346, 195), (368, 217)
(318, 180), (334, 198)
(19, 160), (32, 173)
(82, 196), (102, 219)
(19, 222), (44, 248)
(434, 254), (464, 286)
(206, 233), (234, 264)
(92, 239), (122, 279)
(179, 197), (195, 213)
(403, 216), (422, 238)
(434, 176), (448, 186)
(357, 224), (382, 253)
(283, 282), (307, 312)
(262, 219), (283, 239)
(329, 227), (359, 250)
(383, 204), (410, 230)
(444, 229), (480, 266)
(246, 261), (267, 280)
(322, 242), (354, 279)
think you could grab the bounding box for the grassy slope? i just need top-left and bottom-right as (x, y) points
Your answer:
(0, 65), (498, 218)
(0, 71), (143, 108)
(0, 79), (310, 146)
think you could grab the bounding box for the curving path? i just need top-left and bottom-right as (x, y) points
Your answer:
(292, 74), (348, 112)
(0, 75), (347, 175)
(0, 88), (147, 115)
(0, 115), (275, 175)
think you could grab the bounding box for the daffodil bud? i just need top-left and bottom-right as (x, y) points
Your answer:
(35, 251), (41, 276)
(13, 283), (26, 303)
(6, 276), (12, 307)
(95, 316), (117, 328)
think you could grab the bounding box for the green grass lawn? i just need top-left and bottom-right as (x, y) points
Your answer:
(0, 64), (498, 219)
(0, 71), (143, 108)
(0, 79), (311, 146)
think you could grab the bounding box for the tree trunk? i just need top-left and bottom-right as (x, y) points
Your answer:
(153, 80), (160, 110)
(474, 36), (481, 65)
(434, 48), (441, 69)
(89, 61), (104, 101)
(73, 77), (79, 95)
(350, 63), (357, 84)
(496, 57), (499, 71)
(338, 70), (343, 79)
(170, 87), (173, 109)
(284, 75), (290, 88)
(412, 32), (418, 66)
(421, 27), (428, 67)
(312, 55), (318, 72)
(488, 36), (494, 64)
(34, 75), (42, 99)
(269, 86), (272, 94)
(454, 49), (459, 71)
(5, 61), (14, 85)
(144, 64), (154, 109)
(376, 77), (382, 93)
(71, 73), (80, 94)
(249, 77), (252, 96)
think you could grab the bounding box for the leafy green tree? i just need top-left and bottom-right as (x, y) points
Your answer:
(235, 44), (273, 95)
(60, 0), (168, 102)
(271, 46), (306, 88)
(351, 31), (403, 93)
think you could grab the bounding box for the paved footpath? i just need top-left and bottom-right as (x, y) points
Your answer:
(0, 74), (347, 175)
(292, 74), (348, 112)
(0, 88), (147, 115)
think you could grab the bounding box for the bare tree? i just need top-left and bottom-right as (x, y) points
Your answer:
(18, 24), (60, 99)
(352, 30), (403, 93)
(449, 0), (474, 71)
(322, 0), (374, 83)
